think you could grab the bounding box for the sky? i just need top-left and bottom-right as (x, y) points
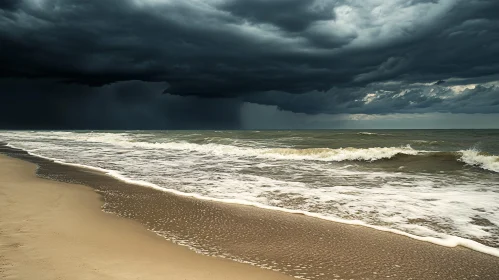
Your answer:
(1, 0), (498, 129)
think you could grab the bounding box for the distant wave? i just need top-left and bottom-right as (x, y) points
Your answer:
(410, 140), (445, 146)
(356, 132), (393, 136)
(357, 132), (379, 136)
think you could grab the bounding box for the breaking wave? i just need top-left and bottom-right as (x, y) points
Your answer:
(82, 134), (499, 172)
(264, 146), (418, 161)
(357, 132), (379, 136)
(70, 133), (420, 162)
(460, 149), (499, 173)
(3, 132), (499, 172)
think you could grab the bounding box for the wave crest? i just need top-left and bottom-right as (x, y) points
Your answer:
(38, 132), (420, 162)
(265, 146), (418, 161)
(7, 132), (499, 170)
(460, 149), (499, 173)
(357, 132), (378, 136)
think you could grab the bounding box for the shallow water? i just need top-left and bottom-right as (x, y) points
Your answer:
(1, 130), (498, 252)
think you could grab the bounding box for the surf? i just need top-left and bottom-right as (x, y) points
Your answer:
(460, 149), (499, 173)
(3, 142), (499, 259)
(2, 130), (499, 258)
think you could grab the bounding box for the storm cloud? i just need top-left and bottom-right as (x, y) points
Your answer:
(244, 80), (499, 115)
(1, 0), (499, 128)
(0, 79), (241, 129)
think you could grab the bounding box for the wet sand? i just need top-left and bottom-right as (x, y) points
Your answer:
(0, 155), (293, 280)
(2, 145), (499, 279)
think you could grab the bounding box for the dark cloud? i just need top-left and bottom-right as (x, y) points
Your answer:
(0, 79), (241, 129)
(0, 0), (18, 10)
(244, 82), (499, 115)
(220, 0), (336, 32)
(1, 0), (499, 129)
(1, 0), (498, 93)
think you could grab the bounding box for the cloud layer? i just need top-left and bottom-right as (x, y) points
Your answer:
(1, 0), (499, 127)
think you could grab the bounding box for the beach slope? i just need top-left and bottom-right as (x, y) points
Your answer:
(0, 155), (292, 280)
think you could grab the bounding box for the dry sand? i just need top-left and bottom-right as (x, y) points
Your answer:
(0, 155), (293, 280)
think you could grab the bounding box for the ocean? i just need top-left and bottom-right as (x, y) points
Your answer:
(1, 130), (498, 257)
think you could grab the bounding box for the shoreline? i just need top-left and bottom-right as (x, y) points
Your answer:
(2, 146), (499, 279)
(0, 154), (294, 280)
(6, 142), (499, 257)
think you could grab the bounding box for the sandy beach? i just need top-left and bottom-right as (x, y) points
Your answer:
(0, 155), (293, 280)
